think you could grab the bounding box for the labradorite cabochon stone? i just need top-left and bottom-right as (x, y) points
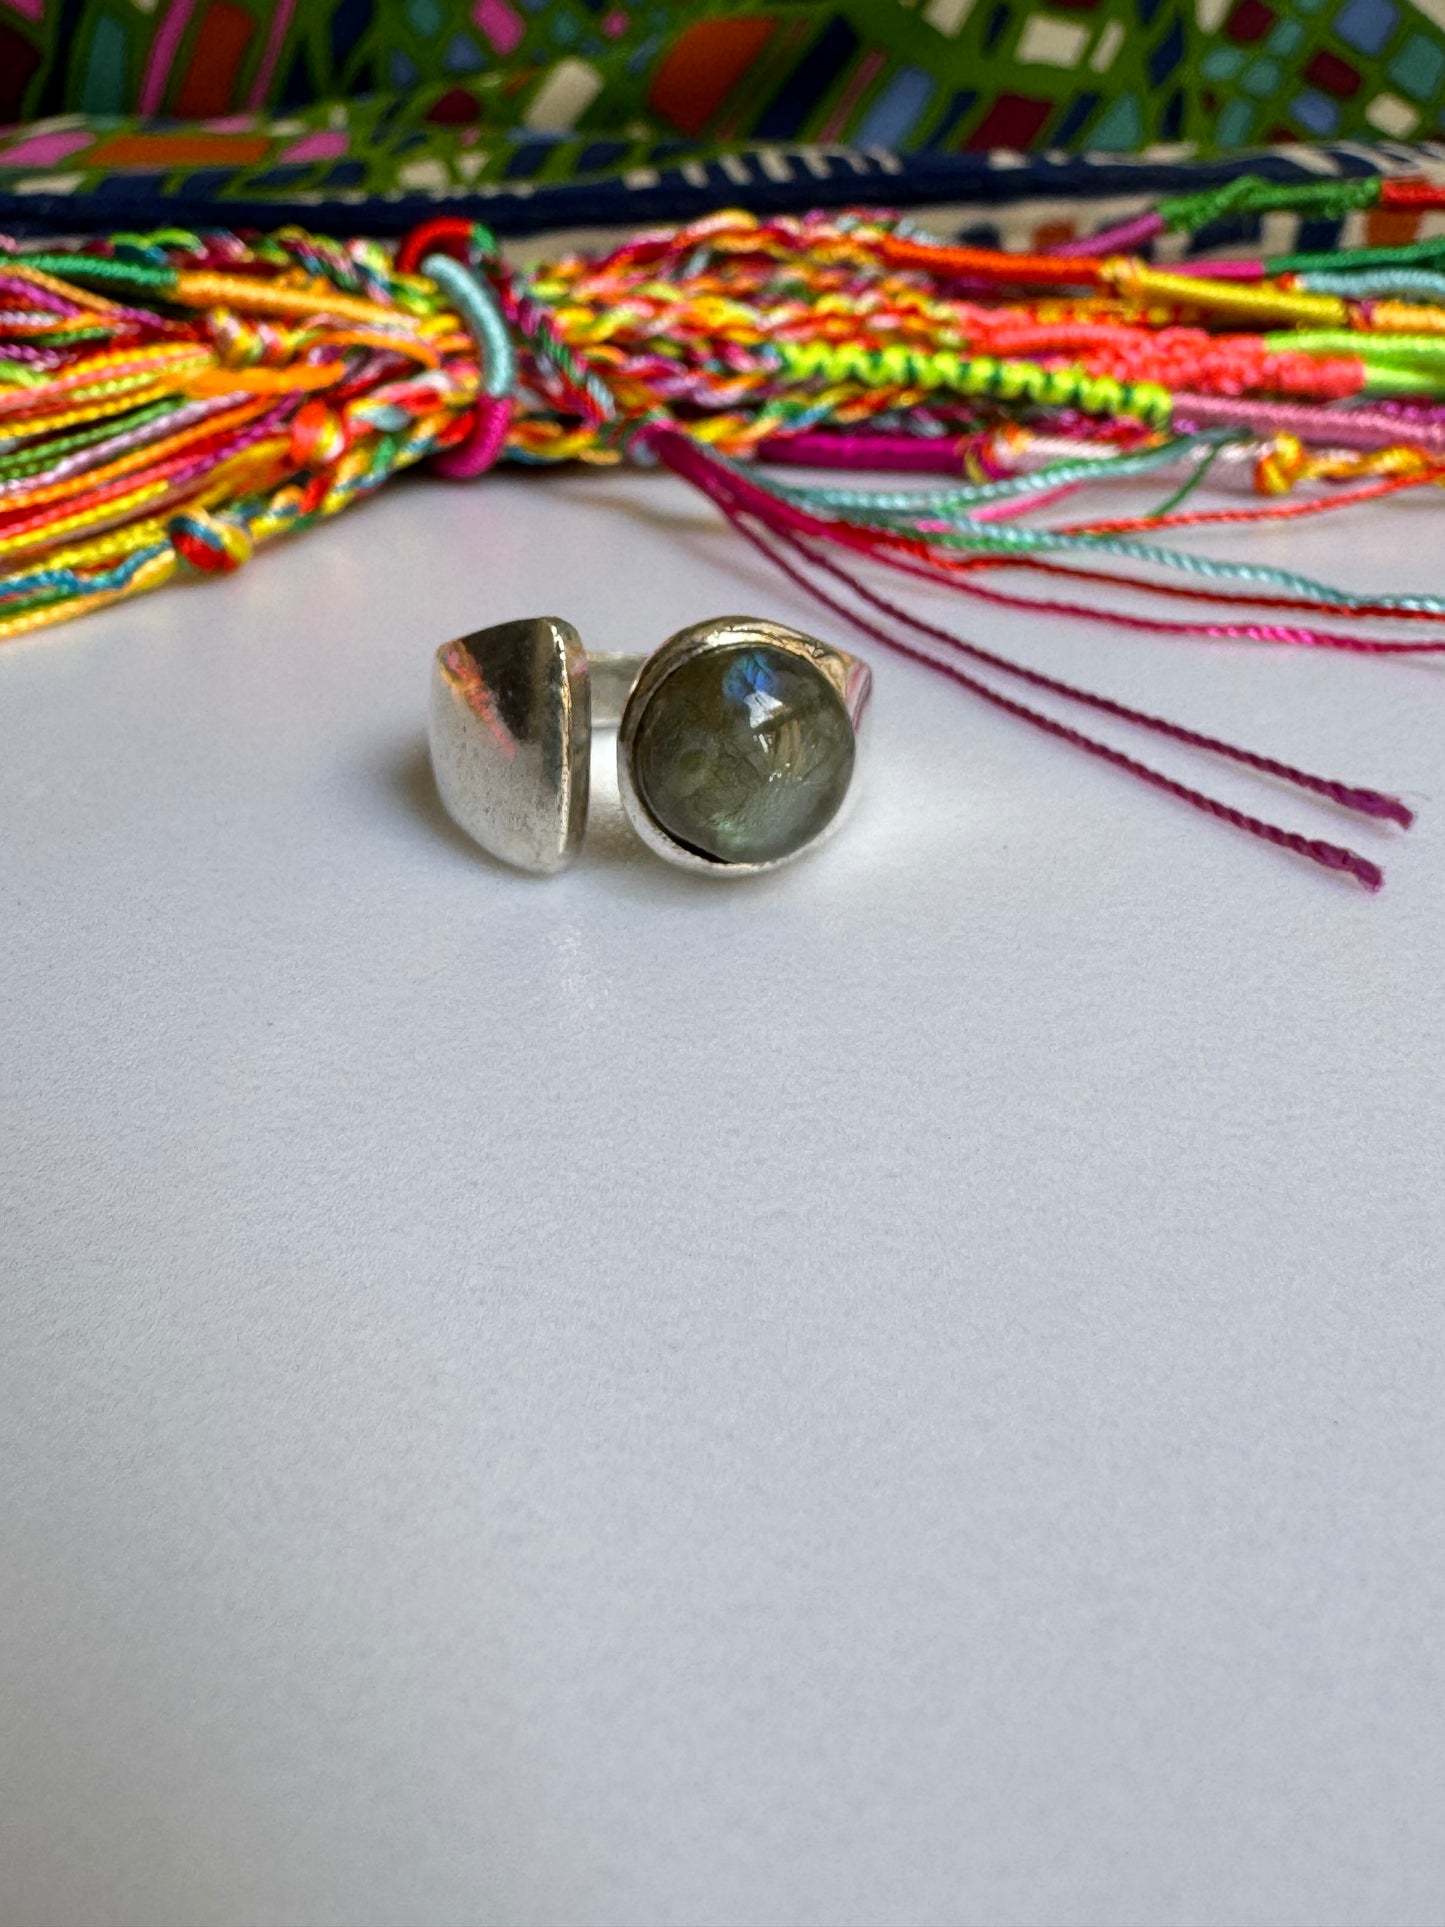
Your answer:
(633, 644), (855, 865)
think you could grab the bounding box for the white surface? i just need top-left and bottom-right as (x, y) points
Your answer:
(2, 467), (1443, 1927)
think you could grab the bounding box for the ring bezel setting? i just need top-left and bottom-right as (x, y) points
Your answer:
(613, 616), (871, 877)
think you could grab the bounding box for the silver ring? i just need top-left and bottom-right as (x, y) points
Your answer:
(428, 614), (871, 877)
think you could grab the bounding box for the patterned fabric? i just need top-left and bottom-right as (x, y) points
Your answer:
(3, 1), (1445, 252)
(2, 0), (1444, 165)
(4, 120), (1445, 257)
(1, 1), (1190, 149)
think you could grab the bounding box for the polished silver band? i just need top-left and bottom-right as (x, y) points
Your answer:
(587, 652), (647, 730)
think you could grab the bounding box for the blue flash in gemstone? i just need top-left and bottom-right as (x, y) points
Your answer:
(633, 644), (855, 865)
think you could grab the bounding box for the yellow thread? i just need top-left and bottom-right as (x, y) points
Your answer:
(1366, 301), (1445, 337)
(0, 477), (182, 554)
(777, 339), (1172, 424)
(0, 549), (177, 644)
(34, 519), (173, 574)
(0, 342), (209, 396)
(0, 397), (271, 515)
(0, 433), (289, 560)
(0, 386), (194, 441)
(1104, 258), (1348, 327)
(3, 261), (140, 317)
(1254, 434), (1306, 494)
(171, 271), (426, 329)
(0, 355), (214, 423)
(0, 489), (177, 558)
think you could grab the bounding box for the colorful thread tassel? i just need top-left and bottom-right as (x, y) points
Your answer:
(2, 191), (1442, 884)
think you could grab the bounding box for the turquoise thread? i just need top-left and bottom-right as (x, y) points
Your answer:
(422, 253), (516, 400)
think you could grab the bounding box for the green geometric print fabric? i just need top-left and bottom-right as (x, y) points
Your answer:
(0, 0), (1442, 163)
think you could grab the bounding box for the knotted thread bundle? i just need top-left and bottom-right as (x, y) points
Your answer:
(3, 187), (1444, 886)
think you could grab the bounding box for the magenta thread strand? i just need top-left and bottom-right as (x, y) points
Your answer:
(732, 500), (1387, 890)
(758, 431), (970, 474)
(1056, 212), (1166, 256)
(655, 428), (1400, 882)
(790, 533), (1414, 826)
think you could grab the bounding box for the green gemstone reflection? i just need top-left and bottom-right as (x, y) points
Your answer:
(633, 644), (855, 865)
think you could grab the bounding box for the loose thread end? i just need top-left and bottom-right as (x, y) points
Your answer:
(1307, 839), (1386, 890)
(1336, 789), (1415, 829)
